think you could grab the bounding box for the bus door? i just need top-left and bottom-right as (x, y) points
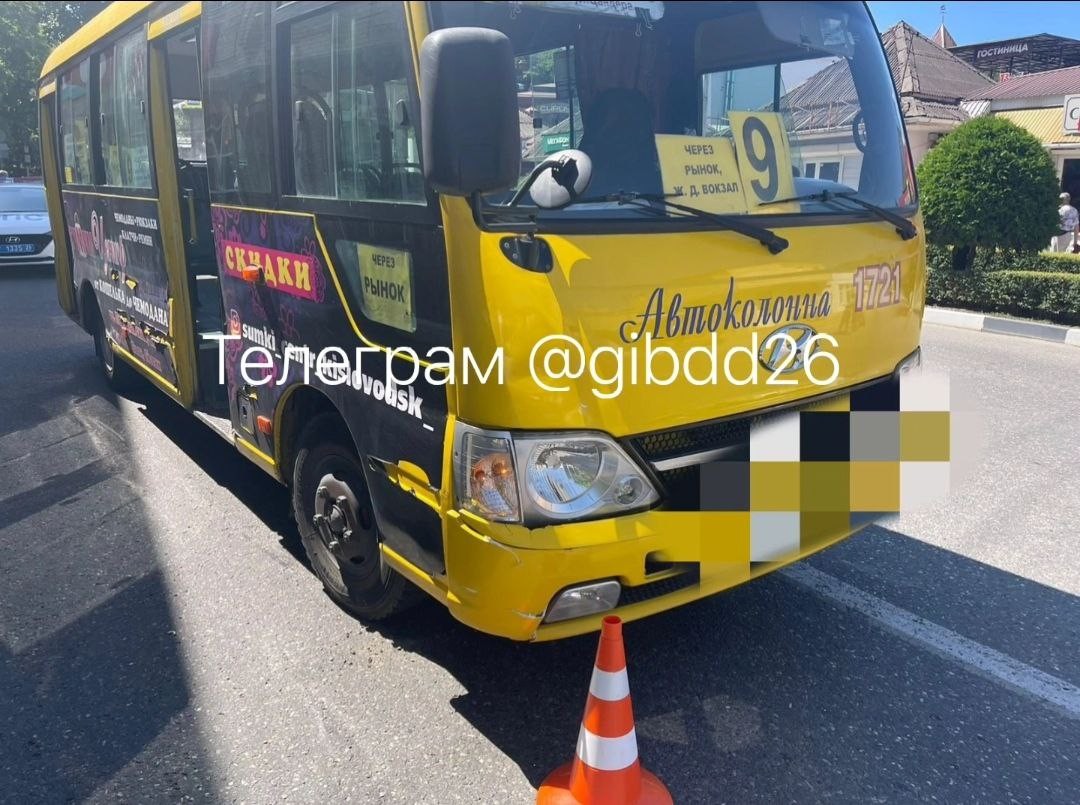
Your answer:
(154, 22), (226, 412)
(281, 2), (454, 574)
(201, 1), (453, 574)
(59, 34), (184, 399)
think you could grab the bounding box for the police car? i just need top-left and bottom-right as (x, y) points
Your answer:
(0, 184), (54, 270)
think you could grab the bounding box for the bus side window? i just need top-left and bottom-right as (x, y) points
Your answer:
(166, 25), (216, 278)
(165, 30), (206, 163)
(284, 3), (424, 205)
(98, 29), (153, 189)
(59, 59), (93, 185)
(290, 13), (335, 198)
(202, 1), (272, 201)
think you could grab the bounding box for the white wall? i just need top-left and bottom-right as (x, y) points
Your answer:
(794, 123), (950, 187)
(795, 137), (860, 186)
(841, 153), (863, 187)
(907, 129), (937, 166)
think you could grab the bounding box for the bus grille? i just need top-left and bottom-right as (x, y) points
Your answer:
(655, 465), (702, 510)
(630, 418), (751, 464)
(627, 376), (896, 511)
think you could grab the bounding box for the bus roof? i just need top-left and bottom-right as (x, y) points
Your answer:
(40, 1), (154, 79)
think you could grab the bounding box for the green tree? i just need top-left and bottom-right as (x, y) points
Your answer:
(916, 116), (1060, 270)
(528, 50), (556, 85)
(0, 1), (106, 176)
(515, 50), (557, 89)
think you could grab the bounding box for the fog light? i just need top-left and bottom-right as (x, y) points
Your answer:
(544, 580), (621, 623)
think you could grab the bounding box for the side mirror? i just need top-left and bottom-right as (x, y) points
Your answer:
(420, 28), (520, 196)
(527, 149), (592, 209)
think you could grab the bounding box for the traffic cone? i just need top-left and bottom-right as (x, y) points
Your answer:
(537, 616), (672, 805)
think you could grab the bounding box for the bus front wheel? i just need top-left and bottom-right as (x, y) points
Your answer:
(291, 414), (419, 621)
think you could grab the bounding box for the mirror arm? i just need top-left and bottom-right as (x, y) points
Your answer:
(507, 158), (562, 207)
(471, 191), (539, 234)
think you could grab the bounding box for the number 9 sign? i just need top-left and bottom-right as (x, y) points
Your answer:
(728, 111), (797, 213)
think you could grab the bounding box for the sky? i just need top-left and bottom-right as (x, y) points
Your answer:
(867, 1), (1080, 44)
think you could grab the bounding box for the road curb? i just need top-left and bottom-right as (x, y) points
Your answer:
(925, 306), (1080, 347)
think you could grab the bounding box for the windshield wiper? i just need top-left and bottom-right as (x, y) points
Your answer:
(576, 191), (789, 254)
(759, 189), (917, 240)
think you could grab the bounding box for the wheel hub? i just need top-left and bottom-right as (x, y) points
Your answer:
(327, 504), (346, 534)
(311, 474), (374, 563)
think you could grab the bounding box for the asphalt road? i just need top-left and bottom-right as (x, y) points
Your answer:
(2, 270), (1079, 804)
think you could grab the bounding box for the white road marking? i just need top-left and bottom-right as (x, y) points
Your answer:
(782, 563), (1080, 719)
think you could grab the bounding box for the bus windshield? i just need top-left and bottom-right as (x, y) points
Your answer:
(432, 1), (913, 222)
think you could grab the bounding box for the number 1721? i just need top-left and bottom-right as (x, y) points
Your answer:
(853, 263), (902, 312)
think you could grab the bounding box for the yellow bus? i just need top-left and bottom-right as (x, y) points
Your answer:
(40, 1), (924, 640)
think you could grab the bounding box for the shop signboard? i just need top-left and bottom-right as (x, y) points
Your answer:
(542, 132), (572, 153)
(1063, 95), (1080, 133)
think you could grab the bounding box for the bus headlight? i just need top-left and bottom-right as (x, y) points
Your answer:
(519, 436), (657, 520)
(454, 424), (658, 525)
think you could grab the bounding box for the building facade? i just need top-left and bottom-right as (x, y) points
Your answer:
(961, 67), (1080, 199)
(785, 22), (992, 178)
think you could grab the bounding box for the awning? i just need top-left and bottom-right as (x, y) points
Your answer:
(993, 108), (1080, 145)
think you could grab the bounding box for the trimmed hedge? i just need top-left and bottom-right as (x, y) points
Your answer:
(927, 268), (1080, 325)
(925, 244), (1080, 324)
(927, 245), (1080, 276)
(975, 249), (1080, 276)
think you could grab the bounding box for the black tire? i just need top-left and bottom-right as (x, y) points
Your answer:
(291, 413), (421, 620)
(89, 297), (134, 392)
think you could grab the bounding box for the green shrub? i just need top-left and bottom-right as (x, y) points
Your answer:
(991, 272), (1080, 322)
(979, 250), (1080, 275)
(927, 268), (1080, 325)
(926, 244), (1080, 275)
(917, 117), (1060, 266)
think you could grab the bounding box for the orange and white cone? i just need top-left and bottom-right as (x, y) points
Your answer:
(537, 616), (672, 805)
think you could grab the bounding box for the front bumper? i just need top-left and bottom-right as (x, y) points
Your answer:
(443, 507), (863, 641)
(0, 257), (55, 269)
(0, 238), (54, 268)
(440, 361), (922, 641)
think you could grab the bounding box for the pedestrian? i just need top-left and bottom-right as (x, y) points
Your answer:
(1050, 192), (1079, 253)
(0, 170), (10, 184)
